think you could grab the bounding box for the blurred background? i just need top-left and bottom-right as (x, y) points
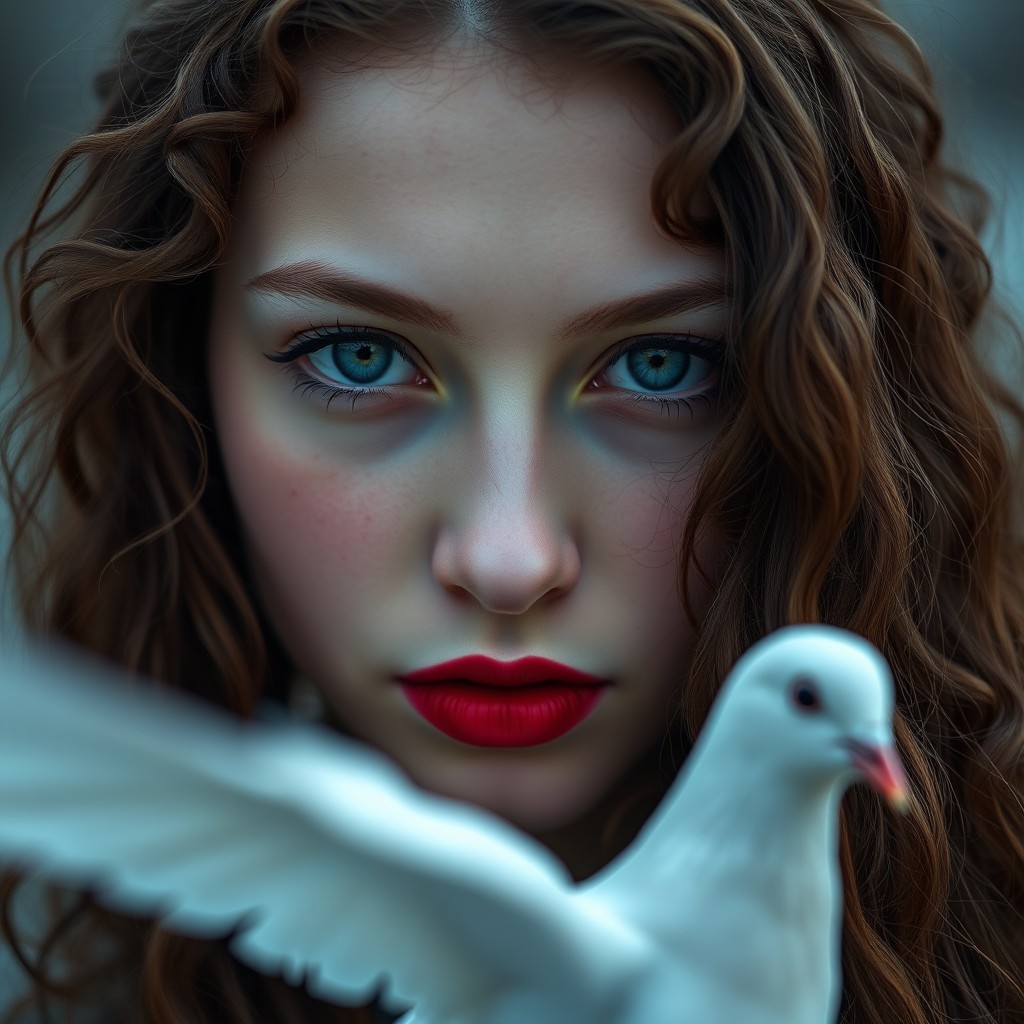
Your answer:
(0, 0), (1022, 641)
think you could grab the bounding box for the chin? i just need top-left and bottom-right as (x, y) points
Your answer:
(402, 744), (630, 836)
(469, 785), (596, 835)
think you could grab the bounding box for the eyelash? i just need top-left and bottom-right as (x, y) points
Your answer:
(265, 324), (418, 412)
(266, 322), (723, 417)
(288, 376), (403, 413)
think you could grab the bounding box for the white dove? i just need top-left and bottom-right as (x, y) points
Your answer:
(0, 626), (908, 1024)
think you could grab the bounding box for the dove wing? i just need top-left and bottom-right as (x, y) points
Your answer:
(0, 644), (641, 1019)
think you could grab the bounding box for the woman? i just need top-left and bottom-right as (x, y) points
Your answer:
(2, 0), (1022, 1021)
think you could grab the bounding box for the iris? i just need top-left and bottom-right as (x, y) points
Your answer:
(626, 346), (690, 391)
(331, 340), (395, 384)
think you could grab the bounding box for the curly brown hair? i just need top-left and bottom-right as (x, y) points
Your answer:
(3, 0), (1023, 1021)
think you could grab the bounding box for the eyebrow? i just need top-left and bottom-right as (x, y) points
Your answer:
(245, 261), (728, 340)
(246, 262), (458, 334)
(559, 277), (728, 339)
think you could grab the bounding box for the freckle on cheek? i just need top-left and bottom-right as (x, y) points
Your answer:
(272, 486), (393, 574)
(224, 424), (413, 582)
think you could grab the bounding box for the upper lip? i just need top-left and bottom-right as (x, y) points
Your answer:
(398, 655), (608, 688)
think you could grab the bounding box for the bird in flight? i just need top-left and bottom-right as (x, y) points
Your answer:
(0, 625), (909, 1024)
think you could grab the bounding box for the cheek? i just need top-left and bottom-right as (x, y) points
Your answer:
(591, 462), (723, 656)
(215, 416), (414, 607)
(210, 337), (419, 593)
(600, 472), (698, 594)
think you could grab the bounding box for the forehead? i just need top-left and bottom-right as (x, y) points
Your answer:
(267, 32), (682, 166)
(290, 33), (680, 136)
(220, 32), (727, 350)
(229, 35), (705, 263)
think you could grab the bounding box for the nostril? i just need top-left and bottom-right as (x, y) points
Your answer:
(430, 521), (581, 615)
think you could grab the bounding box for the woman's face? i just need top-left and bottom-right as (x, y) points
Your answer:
(208, 37), (727, 844)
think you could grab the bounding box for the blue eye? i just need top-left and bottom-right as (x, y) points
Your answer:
(266, 326), (422, 390)
(310, 337), (398, 385)
(602, 336), (721, 395)
(266, 324), (722, 419)
(624, 347), (689, 391)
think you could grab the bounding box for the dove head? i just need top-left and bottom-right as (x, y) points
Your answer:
(712, 626), (909, 808)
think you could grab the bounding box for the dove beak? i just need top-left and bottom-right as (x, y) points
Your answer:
(843, 736), (911, 812)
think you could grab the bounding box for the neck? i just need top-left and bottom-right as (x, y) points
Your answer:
(534, 746), (678, 881)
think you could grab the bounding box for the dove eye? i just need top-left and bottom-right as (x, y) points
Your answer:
(789, 678), (822, 713)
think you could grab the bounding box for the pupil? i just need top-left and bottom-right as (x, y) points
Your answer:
(790, 676), (821, 711)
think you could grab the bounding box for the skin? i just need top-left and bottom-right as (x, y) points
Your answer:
(208, 35), (728, 877)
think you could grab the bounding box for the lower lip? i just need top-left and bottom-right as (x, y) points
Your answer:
(398, 681), (606, 747)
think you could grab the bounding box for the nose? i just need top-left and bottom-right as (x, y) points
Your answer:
(431, 429), (581, 615)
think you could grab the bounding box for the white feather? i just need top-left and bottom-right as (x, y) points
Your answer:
(0, 627), (900, 1023)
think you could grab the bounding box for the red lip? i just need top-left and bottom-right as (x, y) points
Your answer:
(398, 656), (609, 747)
(400, 655), (606, 687)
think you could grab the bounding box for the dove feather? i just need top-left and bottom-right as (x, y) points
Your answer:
(0, 644), (643, 1017)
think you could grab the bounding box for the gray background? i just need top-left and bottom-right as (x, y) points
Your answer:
(1, 0), (1022, 640)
